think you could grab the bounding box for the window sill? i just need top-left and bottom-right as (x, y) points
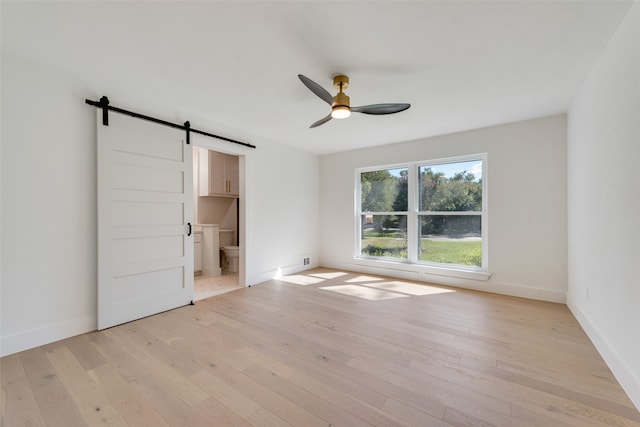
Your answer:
(353, 257), (491, 282)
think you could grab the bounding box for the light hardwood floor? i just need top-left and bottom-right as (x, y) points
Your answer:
(2, 268), (639, 426)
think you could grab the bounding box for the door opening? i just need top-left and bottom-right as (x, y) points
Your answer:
(192, 144), (246, 300)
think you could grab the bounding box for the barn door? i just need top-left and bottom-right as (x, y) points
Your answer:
(97, 110), (193, 330)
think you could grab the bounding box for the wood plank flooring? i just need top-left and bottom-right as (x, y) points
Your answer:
(2, 268), (639, 426)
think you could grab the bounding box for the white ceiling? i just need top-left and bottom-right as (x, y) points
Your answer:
(1, 1), (633, 155)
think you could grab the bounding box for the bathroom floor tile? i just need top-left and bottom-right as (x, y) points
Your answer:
(194, 272), (241, 301)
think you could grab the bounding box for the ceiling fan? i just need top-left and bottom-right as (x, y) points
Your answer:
(298, 74), (410, 128)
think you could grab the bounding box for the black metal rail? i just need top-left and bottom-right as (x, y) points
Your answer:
(85, 96), (256, 149)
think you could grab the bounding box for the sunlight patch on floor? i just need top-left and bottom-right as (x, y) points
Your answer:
(345, 275), (385, 283)
(308, 271), (349, 280)
(361, 281), (455, 296)
(278, 275), (326, 285)
(319, 284), (410, 301)
(278, 270), (456, 300)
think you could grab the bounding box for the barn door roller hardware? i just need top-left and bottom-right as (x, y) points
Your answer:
(85, 96), (256, 149)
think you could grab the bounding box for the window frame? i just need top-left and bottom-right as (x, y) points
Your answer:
(355, 154), (488, 276)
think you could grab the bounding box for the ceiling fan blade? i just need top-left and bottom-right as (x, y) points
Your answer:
(298, 74), (334, 106)
(351, 103), (411, 115)
(310, 114), (332, 128)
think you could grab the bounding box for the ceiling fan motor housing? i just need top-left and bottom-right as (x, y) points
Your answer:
(331, 75), (351, 118)
(333, 91), (350, 108)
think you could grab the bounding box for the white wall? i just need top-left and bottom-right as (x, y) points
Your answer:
(320, 115), (568, 302)
(0, 53), (319, 356)
(1, 54), (98, 357)
(567, 2), (640, 409)
(197, 194), (237, 227)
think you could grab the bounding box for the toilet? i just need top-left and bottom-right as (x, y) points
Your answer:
(219, 229), (239, 273)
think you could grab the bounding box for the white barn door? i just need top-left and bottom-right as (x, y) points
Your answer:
(97, 110), (193, 330)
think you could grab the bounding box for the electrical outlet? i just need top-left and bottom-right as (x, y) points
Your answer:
(303, 257), (310, 266)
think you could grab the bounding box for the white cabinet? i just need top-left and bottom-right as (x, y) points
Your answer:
(198, 148), (239, 197)
(194, 232), (202, 274)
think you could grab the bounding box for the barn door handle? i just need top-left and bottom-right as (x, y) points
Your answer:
(187, 222), (192, 236)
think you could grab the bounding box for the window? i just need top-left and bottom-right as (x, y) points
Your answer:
(359, 167), (408, 260)
(357, 155), (486, 272)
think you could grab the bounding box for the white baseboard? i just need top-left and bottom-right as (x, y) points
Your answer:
(1, 314), (96, 357)
(567, 300), (640, 411)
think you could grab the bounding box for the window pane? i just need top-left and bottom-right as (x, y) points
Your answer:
(419, 215), (482, 267)
(419, 160), (482, 212)
(361, 214), (407, 259)
(361, 168), (408, 212)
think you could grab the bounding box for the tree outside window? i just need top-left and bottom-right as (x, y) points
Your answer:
(360, 168), (407, 259)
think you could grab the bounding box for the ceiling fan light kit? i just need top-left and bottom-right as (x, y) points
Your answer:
(298, 74), (410, 128)
(331, 105), (351, 119)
